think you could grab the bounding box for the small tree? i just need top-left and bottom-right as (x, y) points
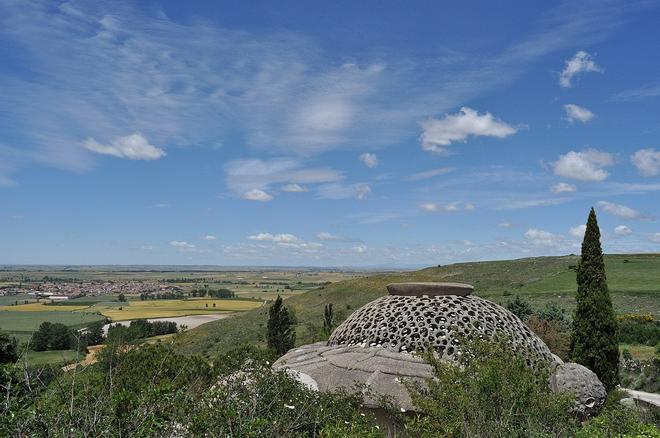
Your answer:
(323, 303), (334, 337)
(118, 293), (126, 302)
(506, 295), (533, 321)
(570, 208), (619, 390)
(0, 331), (18, 364)
(267, 296), (295, 356)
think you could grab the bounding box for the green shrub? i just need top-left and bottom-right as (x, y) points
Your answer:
(576, 390), (660, 437)
(406, 338), (577, 437)
(618, 318), (660, 346)
(506, 295), (533, 321)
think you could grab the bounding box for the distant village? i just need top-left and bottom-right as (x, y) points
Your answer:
(0, 280), (178, 301)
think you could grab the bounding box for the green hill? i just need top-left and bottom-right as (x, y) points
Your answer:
(175, 254), (660, 357)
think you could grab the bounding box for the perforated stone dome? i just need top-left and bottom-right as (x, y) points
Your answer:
(328, 282), (555, 368)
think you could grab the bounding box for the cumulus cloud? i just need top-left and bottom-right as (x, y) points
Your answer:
(552, 149), (615, 182)
(651, 233), (660, 243)
(281, 183), (308, 192)
(170, 240), (195, 249)
(359, 152), (378, 168)
(524, 228), (563, 246)
(564, 104), (595, 123)
(420, 201), (475, 212)
(242, 189), (273, 202)
(631, 148), (660, 176)
(596, 201), (641, 219)
(203, 235), (217, 241)
(614, 225), (632, 236)
(82, 133), (165, 160)
(419, 107), (517, 154)
(551, 182), (577, 193)
(248, 233), (300, 243)
(569, 225), (586, 238)
(405, 167), (455, 181)
(559, 51), (602, 88)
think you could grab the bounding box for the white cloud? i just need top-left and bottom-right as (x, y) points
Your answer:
(420, 201), (474, 212)
(248, 233), (301, 243)
(316, 232), (358, 242)
(359, 153), (378, 168)
(552, 149), (615, 182)
(419, 107), (517, 153)
(551, 182), (577, 193)
(169, 241), (195, 249)
(596, 201), (641, 219)
(569, 225), (586, 238)
(242, 189), (273, 202)
(203, 235), (217, 241)
(318, 183), (371, 200)
(281, 183), (308, 192)
(559, 51), (602, 88)
(614, 225), (632, 236)
(651, 233), (660, 243)
(524, 228), (563, 246)
(226, 158), (343, 199)
(405, 167), (455, 181)
(351, 244), (367, 253)
(82, 133), (165, 160)
(564, 104), (595, 123)
(356, 183), (371, 200)
(631, 148), (660, 177)
(498, 222), (513, 229)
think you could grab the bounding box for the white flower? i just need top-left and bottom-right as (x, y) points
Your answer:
(284, 404), (295, 409)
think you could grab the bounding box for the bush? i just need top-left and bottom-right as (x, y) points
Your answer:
(526, 315), (570, 360)
(31, 322), (74, 351)
(406, 338), (577, 437)
(576, 390), (660, 437)
(505, 295), (533, 321)
(617, 315), (660, 346)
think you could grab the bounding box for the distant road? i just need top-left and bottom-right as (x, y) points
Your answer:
(624, 388), (660, 407)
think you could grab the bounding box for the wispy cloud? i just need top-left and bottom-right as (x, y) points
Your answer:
(551, 182), (577, 193)
(359, 153), (378, 168)
(631, 148), (660, 177)
(615, 82), (660, 101)
(82, 133), (165, 160)
(405, 167), (455, 181)
(596, 201), (643, 220)
(0, 0), (628, 184)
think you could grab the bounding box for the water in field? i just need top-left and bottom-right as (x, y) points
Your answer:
(102, 313), (229, 334)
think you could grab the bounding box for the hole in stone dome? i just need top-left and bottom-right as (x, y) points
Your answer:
(447, 347), (454, 356)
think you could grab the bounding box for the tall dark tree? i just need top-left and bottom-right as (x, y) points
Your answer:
(0, 331), (19, 364)
(323, 303), (334, 337)
(267, 296), (295, 356)
(570, 208), (619, 390)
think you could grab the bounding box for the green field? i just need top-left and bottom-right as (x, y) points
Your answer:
(176, 254), (660, 357)
(0, 310), (106, 345)
(18, 349), (83, 366)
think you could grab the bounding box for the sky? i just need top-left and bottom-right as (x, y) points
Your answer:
(1, 0), (660, 267)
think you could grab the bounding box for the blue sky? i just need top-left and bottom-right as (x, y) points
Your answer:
(1, 0), (660, 267)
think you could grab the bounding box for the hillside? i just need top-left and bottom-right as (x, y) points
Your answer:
(175, 254), (660, 357)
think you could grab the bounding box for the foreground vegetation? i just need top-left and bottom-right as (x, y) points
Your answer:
(2, 339), (657, 437)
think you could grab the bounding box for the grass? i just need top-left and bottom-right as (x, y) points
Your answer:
(0, 302), (91, 312)
(18, 349), (83, 366)
(620, 344), (657, 361)
(175, 254), (660, 357)
(0, 310), (105, 333)
(95, 298), (263, 321)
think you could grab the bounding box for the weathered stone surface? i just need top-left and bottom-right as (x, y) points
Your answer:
(549, 362), (606, 417)
(273, 342), (432, 410)
(386, 282), (474, 297)
(328, 292), (555, 369)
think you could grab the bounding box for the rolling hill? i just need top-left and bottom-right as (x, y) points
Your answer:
(175, 254), (660, 358)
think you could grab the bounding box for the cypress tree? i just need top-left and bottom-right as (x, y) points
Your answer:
(267, 295), (295, 356)
(570, 208), (619, 390)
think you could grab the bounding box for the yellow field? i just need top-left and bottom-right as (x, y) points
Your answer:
(0, 303), (90, 312)
(98, 299), (263, 321)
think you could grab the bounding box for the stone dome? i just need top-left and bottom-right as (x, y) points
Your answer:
(328, 282), (555, 369)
